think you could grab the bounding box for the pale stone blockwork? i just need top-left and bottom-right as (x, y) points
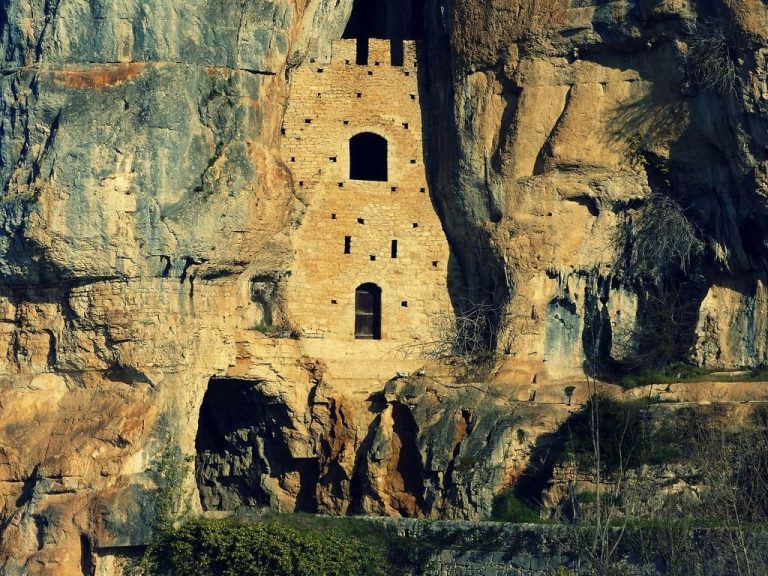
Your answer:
(281, 39), (452, 344)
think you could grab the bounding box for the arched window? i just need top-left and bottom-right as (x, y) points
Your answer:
(350, 133), (388, 181)
(355, 283), (382, 339)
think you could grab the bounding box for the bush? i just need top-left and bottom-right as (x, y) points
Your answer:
(141, 517), (393, 576)
(686, 19), (738, 96)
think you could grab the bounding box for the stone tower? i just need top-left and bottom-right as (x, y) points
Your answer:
(281, 38), (452, 348)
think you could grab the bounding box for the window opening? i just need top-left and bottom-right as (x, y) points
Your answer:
(356, 38), (369, 65)
(350, 132), (388, 181)
(391, 40), (404, 66)
(391, 240), (398, 258)
(344, 236), (352, 254)
(357, 218), (365, 224)
(355, 283), (382, 340)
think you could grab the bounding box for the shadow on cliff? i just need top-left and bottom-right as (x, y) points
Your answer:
(577, 15), (768, 374)
(416, 2), (511, 345)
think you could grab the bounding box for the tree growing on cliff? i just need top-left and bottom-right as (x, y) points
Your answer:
(612, 192), (705, 374)
(686, 18), (739, 96)
(402, 299), (504, 380)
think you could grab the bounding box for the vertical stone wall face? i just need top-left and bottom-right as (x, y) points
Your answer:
(281, 39), (452, 342)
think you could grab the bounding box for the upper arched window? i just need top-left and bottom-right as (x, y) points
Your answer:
(350, 133), (388, 182)
(355, 283), (382, 339)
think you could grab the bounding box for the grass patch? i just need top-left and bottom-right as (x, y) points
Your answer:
(617, 363), (768, 388)
(491, 491), (542, 523)
(563, 396), (683, 474)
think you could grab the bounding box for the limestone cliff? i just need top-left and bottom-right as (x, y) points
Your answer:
(0, 1), (767, 574)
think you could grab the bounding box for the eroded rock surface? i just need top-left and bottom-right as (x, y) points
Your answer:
(1, 0), (768, 574)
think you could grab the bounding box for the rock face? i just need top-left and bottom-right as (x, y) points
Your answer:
(0, 0), (768, 574)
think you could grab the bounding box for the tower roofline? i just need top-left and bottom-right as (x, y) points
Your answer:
(323, 38), (417, 68)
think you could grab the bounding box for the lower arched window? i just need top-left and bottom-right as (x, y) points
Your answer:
(355, 283), (382, 339)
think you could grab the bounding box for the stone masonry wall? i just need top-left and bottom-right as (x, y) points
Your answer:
(281, 39), (452, 343)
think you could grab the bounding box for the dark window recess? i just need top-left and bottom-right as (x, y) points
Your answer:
(370, 255), (376, 261)
(410, 159), (417, 164)
(281, 127), (286, 135)
(317, 68), (324, 73)
(330, 156), (337, 162)
(357, 217), (365, 224)
(391, 40), (404, 66)
(338, 182), (345, 187)
(356, 38), (369, 65)
(291, 157), (296, 162)
(305, 119), (312, 124)
(368, 70), (374, 76)
(432, 261), (438, 267)
(299, 181), (304, 187)
(404, 71), (410, 76)
(343, 120), (350, 125)
(401, 301), (408, 307)
(331, 213), (337, 219)
(350, 132), (388, 181)
(317, 92), (322, 97)
(344, 236), (352, 254)
(412, 223), (418, 228)
(356, 92), (363, 98)
(391, 240), (398, 258)
(390, 186), (398, 192)
(410, 94), (416, 100)
(331, 299), (337, 304)
(403, 122), (409, 129)
(355, 283), (381, 340)
(420, 187), (426, 193)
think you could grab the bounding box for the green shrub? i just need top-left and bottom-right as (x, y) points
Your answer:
(141, 517), (393, 576)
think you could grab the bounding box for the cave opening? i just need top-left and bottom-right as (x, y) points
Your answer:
(195, 377), (319, 513)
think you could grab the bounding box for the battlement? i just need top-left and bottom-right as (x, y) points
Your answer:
(321, 38), (417, 68)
